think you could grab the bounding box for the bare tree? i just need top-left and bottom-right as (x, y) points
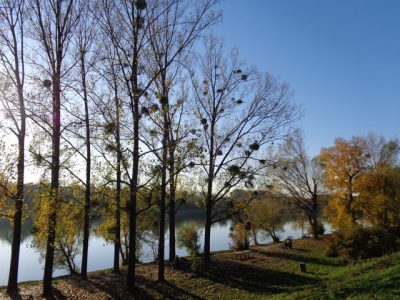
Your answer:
(0, 0), (27, 293)
(273, 129), (325, 239)
(91, 36), (136, 273)
(69, 5), (97, 279)
(28, 0), (81, 294)
(145, 0), (220, 281)
(95, 0), (219, 286)
(190, 36), (299, 263)
(95, 0), (154, 289)
(93, 45), (125, 273)
(140, 77), (205, 264)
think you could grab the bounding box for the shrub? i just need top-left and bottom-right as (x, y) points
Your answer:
(308, 223), (326, 236)
(229, 222), (251, 250)
(326, 227), (400, 261)
(177, 222), (202, 257)
(191, 254), (205, 273)
(318, 223), (326, 235)
(325, 245), (339, 258)
(325, 233), (340, 257)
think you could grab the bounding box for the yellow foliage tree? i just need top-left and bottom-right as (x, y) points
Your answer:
(355, 137), (400, 228)
(96, 185), (159, 264)
(321, 135), (400, 230)
(31, 183), (83, 274)
(0, 141), (18, 221)
(320, 137), (369, 229)
(246, 196), (288, 242)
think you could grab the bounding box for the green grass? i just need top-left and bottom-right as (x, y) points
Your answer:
(289, 252), (400, 300)
(164, 238), (400, 299)
(2, 237), (400, 299)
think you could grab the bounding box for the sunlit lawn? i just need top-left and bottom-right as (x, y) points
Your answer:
(2, 237), (400, 299)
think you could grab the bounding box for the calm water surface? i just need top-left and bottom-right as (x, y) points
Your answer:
(0, 212), (330, 286)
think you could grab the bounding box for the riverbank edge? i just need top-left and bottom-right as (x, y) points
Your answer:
(0, 240), (280, 289)
(3, 235), (400, 299)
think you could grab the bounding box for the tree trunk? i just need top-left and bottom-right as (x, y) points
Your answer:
(111, 73), (121, 273)
(310, 195), (319, 239)
(158, 131), (167, 281)
(114, 181), (121, 272)
(168, 166), (176, 262)
(348, 180), (357, 223)
(270, 230), (280, 243)
(43, 75), (61, 296)
(204, 189), (213, 263)
(81, 51), (91, 280)
(7, 82), (26, 294)
(310, 215), (319, 239)
(127, 48), (139, 291)
(158, 81), (168, 281)
(127, 9), (140, 290)
(114, 116), (122, 272)
(252, 229), (259, 246)
(204, 121), (215, 264)
(127, 150), (138, 290)
(7, 140), (25, 293)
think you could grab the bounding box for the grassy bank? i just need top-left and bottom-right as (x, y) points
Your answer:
(1, 237), (400, 299)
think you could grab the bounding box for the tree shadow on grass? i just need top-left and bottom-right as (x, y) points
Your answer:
(251, 248), (341, 267)
(5, 290), (22, 300)
(198, 258), (319, 296)
(84, 273), (154, 299)
(43, 287), (67, 300)
(142, 279), (205, 300)
(5, 286), (67, 300)
(29, 255), (322, 300)
(76, 264), (309, 299)
(69, 271), (203, 299)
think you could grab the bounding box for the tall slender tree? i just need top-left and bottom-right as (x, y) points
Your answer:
(0, 0), (27, 294)
(165, 85), (203, 263)
(93, 45), (125, 272)
(28, 0), (81, 294)
(73, 6), (96, 279)
(145, 0), (220, 280)
(96, 0), (151, 289)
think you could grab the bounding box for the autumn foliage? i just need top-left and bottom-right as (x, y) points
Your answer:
(320, 137), (368, 229)
(321, 135), (400, 259)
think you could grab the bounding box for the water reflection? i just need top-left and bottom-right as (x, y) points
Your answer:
(0, 219), (32, 244)
(0, 211), (330, 286)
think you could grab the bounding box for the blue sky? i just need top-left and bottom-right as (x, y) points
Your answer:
(215, 0), (400, 156)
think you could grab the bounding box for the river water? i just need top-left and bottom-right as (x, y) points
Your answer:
(0, 212), (330, 286)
